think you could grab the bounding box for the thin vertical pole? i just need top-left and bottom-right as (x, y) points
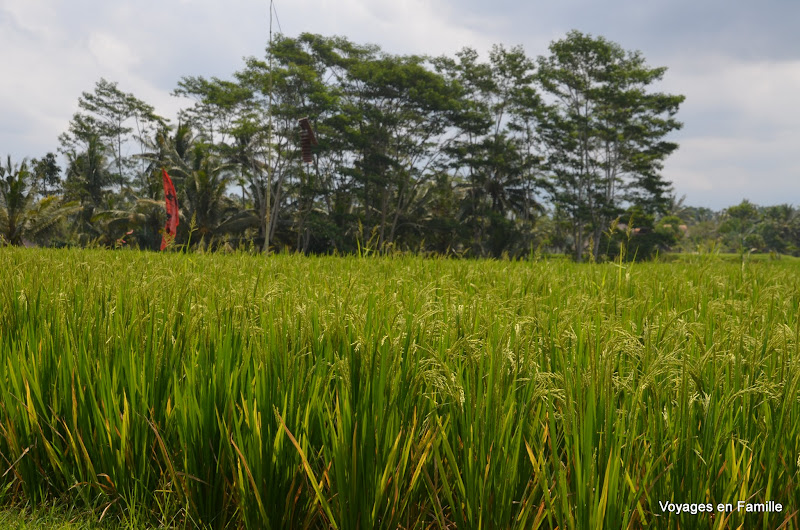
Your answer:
(264, 0), (274, 254)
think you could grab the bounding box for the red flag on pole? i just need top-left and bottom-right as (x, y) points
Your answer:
(161, 168), (179, 250)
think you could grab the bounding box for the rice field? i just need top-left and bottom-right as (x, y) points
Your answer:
(1, 248), (800, 529)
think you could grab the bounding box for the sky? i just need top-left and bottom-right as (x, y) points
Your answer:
(1, 0), (799, 210)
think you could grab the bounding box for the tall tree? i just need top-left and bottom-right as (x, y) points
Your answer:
(233, 33), (344, 252)
(435, 45), (546, 257)
(537, 30), (684, 261)
(338, 50), (459, 252)
(63, 135), (119, 243)
(59, 78), (167, 188)
(217, 33), (460, 253)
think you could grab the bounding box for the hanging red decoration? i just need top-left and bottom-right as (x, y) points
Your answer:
(161, 168), (179, 250)
(298, 117), (318, 163)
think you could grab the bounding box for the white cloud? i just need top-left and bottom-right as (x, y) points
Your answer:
(658, 55), (800, 207)
(668, 136), (785, 191)
(284, 0), (495, 56)
(0, 1), (187, 159)
(0, 0), (60, 40)
(664, 55), (800, 132)
(88, 32), (140, 72)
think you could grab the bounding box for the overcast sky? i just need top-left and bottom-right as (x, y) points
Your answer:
(1, 0), (798, 210)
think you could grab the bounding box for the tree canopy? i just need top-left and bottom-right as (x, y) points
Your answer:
(0, 31), (712, 260)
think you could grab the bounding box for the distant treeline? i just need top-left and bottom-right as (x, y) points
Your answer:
(4, 31), (780, 261)
(668, 200), (800, 257)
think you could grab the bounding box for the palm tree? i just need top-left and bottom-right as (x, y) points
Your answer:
(0, 156), (80, 246)
(136, 123), (198, 195)
(135, 124), (259, 248)
(180, 144), (258, 242)
(62, 135), (121, 244)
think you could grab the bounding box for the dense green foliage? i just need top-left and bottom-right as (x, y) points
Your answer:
(2, 248), (800, 528)
(2, 30), (688, 260)
(665, 199), (800, 257)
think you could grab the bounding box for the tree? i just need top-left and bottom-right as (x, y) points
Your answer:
(63, 135), (119, 243)
(232, 33), (344, 252)
(163, 141), (254, 245)
(537, 30), (684, 261)
(759, 204), (800, 255)
(176, 47), (319, 251)
(59, 78), (167, 187)
(191, 33), (463, 254)
(719, 199), (762, 252)
(605, 206), (677, 261)
(434, 45), (547, 257)
(0, 156), (79, 246)
(338, 50), (460, 252)
(64, 135), (116, 208)
(0, 32), (697, 256)
(30, 153), (63, 197)
(99, 124), (224, 250)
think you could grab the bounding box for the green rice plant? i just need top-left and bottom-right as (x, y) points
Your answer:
(2, 249), (800, 529)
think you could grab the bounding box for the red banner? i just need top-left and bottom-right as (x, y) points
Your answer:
(161, 169), (179, 250)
